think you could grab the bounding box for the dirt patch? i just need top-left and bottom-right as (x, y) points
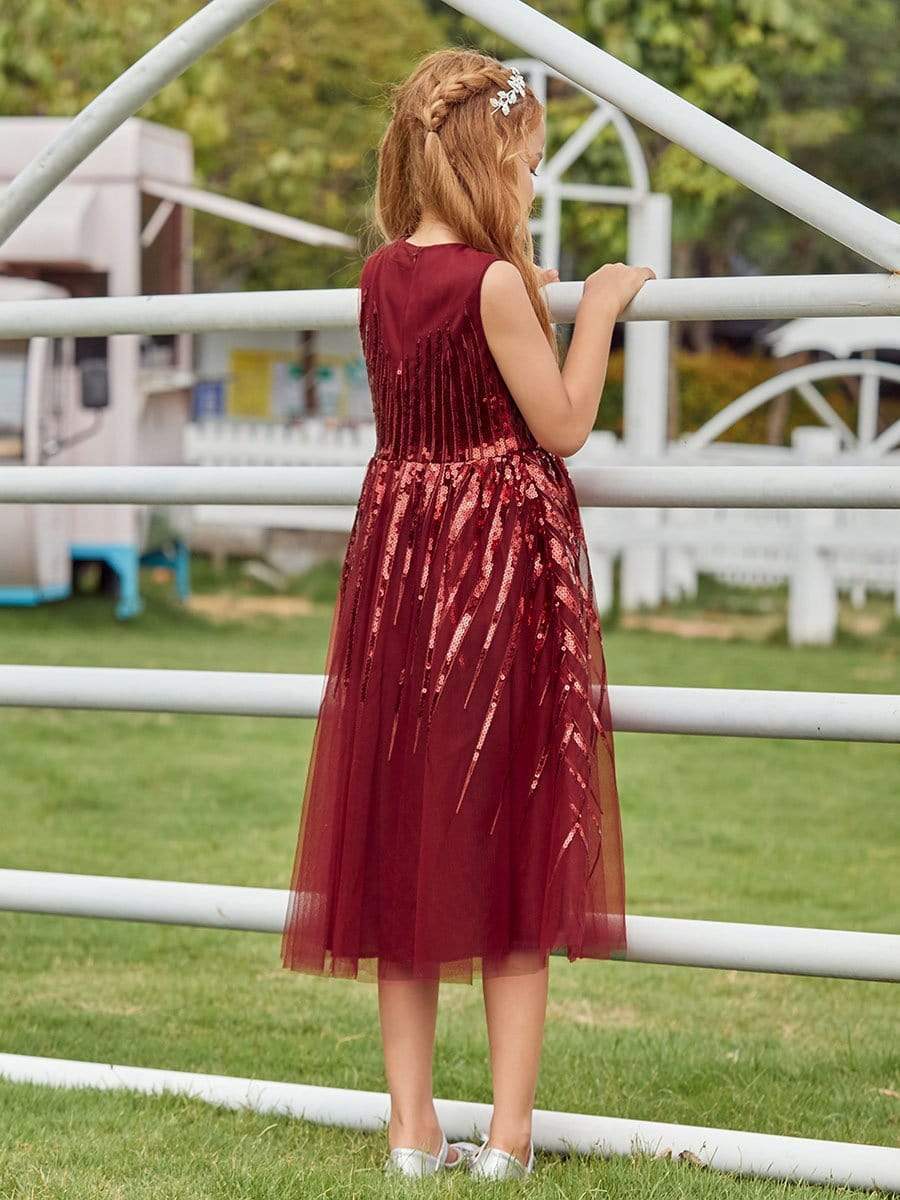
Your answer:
(619, 611), (784, 640)
(185, 593), (316, 622)
(852, 663), (898, 681)
(840, 611), (886, 636)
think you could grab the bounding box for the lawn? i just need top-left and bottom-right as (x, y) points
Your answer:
(0, 560), (897, 1198)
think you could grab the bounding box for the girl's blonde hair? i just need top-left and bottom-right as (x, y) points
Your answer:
(367, 48), (558, 357)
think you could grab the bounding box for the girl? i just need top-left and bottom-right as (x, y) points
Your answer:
(281, 48), (655, 1180)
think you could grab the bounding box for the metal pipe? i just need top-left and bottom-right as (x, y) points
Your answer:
(0, 871), (896, 982)
(0, 275), (898, 340)
(0, 667), (897, 742)
(0, 1052), (896, 1189)
(0, 464), (897, 508)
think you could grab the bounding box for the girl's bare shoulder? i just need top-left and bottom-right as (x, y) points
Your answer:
(480, 258), (527, 310)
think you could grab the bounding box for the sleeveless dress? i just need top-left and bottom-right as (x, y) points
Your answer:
(280, 237), (626, 985)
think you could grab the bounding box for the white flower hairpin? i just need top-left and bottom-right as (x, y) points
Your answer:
(489, 67), (527, 117)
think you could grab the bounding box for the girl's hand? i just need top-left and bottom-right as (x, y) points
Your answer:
(529, 263), (559, 288)
(584, 261), (656, 316)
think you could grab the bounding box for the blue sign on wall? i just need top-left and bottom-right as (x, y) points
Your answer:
(192, 379), (226, 420)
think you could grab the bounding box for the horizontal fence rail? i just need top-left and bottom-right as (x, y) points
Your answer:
(1, 666), (898, 742)
(2, 464), (900, 508)
(1, 871), (896, 982)
(0, 275), (899, 340)
(1, 1054), (896, 1192)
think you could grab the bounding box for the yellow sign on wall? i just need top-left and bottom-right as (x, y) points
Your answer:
(227, 346), (369, 422)
(228, 349), (296, 419)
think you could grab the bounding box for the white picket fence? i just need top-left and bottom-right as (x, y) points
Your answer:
(185, 418), (900, 635)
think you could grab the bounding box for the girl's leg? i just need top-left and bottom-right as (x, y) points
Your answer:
(481, 951), (549, 1166)
(377, 971), (463, 1164)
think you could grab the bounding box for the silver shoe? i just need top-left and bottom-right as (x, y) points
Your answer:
(467, 1133), (535, 1179)
(383, 1129), (481, 1177)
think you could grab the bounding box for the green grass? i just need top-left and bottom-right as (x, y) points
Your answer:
(0, 561), (898, 1198)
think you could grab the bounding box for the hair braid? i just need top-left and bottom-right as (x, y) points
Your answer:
(420, 64), (498, 133)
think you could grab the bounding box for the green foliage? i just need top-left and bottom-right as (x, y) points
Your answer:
(564, 0), (847, 268)
(771, 0), (900, 244)
(593, 348), (856, 442)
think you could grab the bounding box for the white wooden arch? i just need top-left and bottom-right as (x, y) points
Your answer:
(503, 55), (652, 274)
(673, 358), (900, 455)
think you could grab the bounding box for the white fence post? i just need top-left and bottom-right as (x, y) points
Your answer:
(576, 431), (620, 615)
(620, 194), (672, 610)
(788, 427), (841, 645)
(664, 536), (699, 602)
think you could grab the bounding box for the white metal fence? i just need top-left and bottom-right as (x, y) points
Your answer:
(0, 0), (899, 1190)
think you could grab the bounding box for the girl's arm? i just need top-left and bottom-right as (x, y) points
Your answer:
(481, 259), (654, 456)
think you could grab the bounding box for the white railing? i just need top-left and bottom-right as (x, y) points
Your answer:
(1, 275), (899, 338)
(0, 870), (897, 981)
(1, 663), (898, 740)
(675, 359), (900, 454)
(1, 0), (899, 1189)
(1, 1052), (897, 1192)
(571, 432), (900, 634)
(184, 415), (375, 464)
(2, 463), (899, 507)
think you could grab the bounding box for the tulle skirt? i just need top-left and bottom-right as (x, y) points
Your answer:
(280, 445), (626, 984)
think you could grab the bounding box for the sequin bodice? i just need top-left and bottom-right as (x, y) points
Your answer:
(358, 239), (541, 463)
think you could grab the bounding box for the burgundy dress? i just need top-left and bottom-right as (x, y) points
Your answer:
(280, 237), (626, 984)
